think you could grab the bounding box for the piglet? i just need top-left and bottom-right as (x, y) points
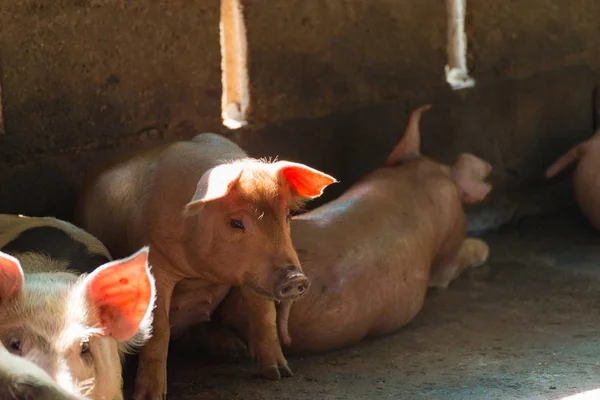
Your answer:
(76, 133), (337, 399)
(0, 214), (156, 400)
(545, 130), (600, 231)
(203, 105), (492, 355)
(0, 340), (84, 400)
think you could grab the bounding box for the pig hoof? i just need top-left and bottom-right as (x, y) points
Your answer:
(261, 364), (294, 380)
(262, 366), (283, 380)
(281, 364), (294, 378)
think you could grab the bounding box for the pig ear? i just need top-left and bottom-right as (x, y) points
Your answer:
(451, 153), (493, 204)
(272, 161), (337, 199)
(455, 179), (492, 204)
(385, 104), (431, 167)
(85, 247), (156, 342)
(183, 163), (244, 216)
(0, 251), (24, 301)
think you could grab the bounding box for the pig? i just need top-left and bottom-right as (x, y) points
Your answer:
(545, 129), (600, 231)
(0, 340), (84, 400)
(76, 132), (337, 399)
(0, 214), (156, 399)
(191, 105), (492, 357)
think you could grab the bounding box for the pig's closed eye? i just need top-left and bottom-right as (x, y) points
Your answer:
(230, 218), (245, 231)
(8, 338), (22, 355)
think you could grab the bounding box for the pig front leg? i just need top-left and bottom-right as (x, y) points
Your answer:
(429, 238), (489, 288)
(133, 259), (179, 400)
(219, 286), (292, 380)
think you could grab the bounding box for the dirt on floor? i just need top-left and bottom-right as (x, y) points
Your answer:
(123, 209), (600, 400)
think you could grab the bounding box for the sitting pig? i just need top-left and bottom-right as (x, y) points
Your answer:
(0, 340), (84, 400)
(0, 214), (156, 399)
(196, 105), (492, 357)
(545, 129), (600, 231)
(76, 133), (337, 399)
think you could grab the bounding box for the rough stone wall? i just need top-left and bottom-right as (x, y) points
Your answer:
(0, 0), (597, 230)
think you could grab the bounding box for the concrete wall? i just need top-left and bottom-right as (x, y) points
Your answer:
(0, 0), (597, 230)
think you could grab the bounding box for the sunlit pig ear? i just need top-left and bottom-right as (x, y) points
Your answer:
(84, 247), (156, 342)
(272, 161), (338, 199)
(183, 163), (244, 216)
(0, 250), (24, 301)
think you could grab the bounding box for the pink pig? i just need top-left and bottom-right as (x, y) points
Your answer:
(0, 214), (156, 399)
(77, 133), (337, 399)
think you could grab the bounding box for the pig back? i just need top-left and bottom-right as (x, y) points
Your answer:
(0, 214), (111, 274)
(78, 133), (248, 258)
(286, 160), (464, 352)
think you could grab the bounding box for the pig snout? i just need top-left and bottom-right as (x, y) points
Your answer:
(275, 266), (310, 300)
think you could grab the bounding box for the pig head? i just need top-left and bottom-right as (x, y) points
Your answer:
(0, 340), (84, 400)
(180, 159), (337, 300)
(0, 247), (156, 400)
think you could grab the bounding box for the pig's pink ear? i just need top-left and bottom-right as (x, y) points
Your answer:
(385, 104), (431, 167)
(0, 251), (24, 301)
(272, 161), (337, 199)
(183, 163), (244, 216)
(456, 179), (492, 204)
(450, 153), (493, 204)
(85, 247), (156, 342)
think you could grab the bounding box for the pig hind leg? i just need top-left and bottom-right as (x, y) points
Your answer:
(428, 238), (489, 288)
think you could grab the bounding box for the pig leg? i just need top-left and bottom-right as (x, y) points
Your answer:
(133, 253), (179, 400)
(429, 238), (489, 288)
(218, 286), (292, 380)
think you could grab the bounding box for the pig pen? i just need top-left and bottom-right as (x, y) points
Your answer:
(1, 0), (600, 399)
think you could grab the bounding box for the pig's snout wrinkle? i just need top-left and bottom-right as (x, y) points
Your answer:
(276, 269), (310, 300)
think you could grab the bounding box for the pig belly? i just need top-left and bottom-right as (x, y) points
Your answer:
(284, 265), (429, 354)
(169, 279), (231, 337)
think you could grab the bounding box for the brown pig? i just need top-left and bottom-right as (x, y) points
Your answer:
(76, 133), (337, 399)
(0, 340), (85, 400)
(198, 105), (492, 356)
(545, 129), (600, 231)
(0, 214), (156, 400)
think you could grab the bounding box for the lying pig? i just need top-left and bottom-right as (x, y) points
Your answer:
(545, 129), (600, 231)
(197, 105), (492, 356)
(0, 340), (84, 400)
(0, 214), (156, 399)
(76, 133), (337, 399)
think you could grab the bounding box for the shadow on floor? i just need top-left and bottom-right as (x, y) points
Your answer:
(124, 210), (600, 400)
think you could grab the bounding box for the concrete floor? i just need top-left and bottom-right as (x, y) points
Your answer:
(124, 210), (600, 400)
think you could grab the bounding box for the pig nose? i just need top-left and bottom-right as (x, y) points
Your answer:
(276, 267), (310, 300)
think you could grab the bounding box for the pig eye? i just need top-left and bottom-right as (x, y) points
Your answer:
(229, 218), (245, 231)
(8, 338), (22, 354)
(80, 339), (90, 355)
